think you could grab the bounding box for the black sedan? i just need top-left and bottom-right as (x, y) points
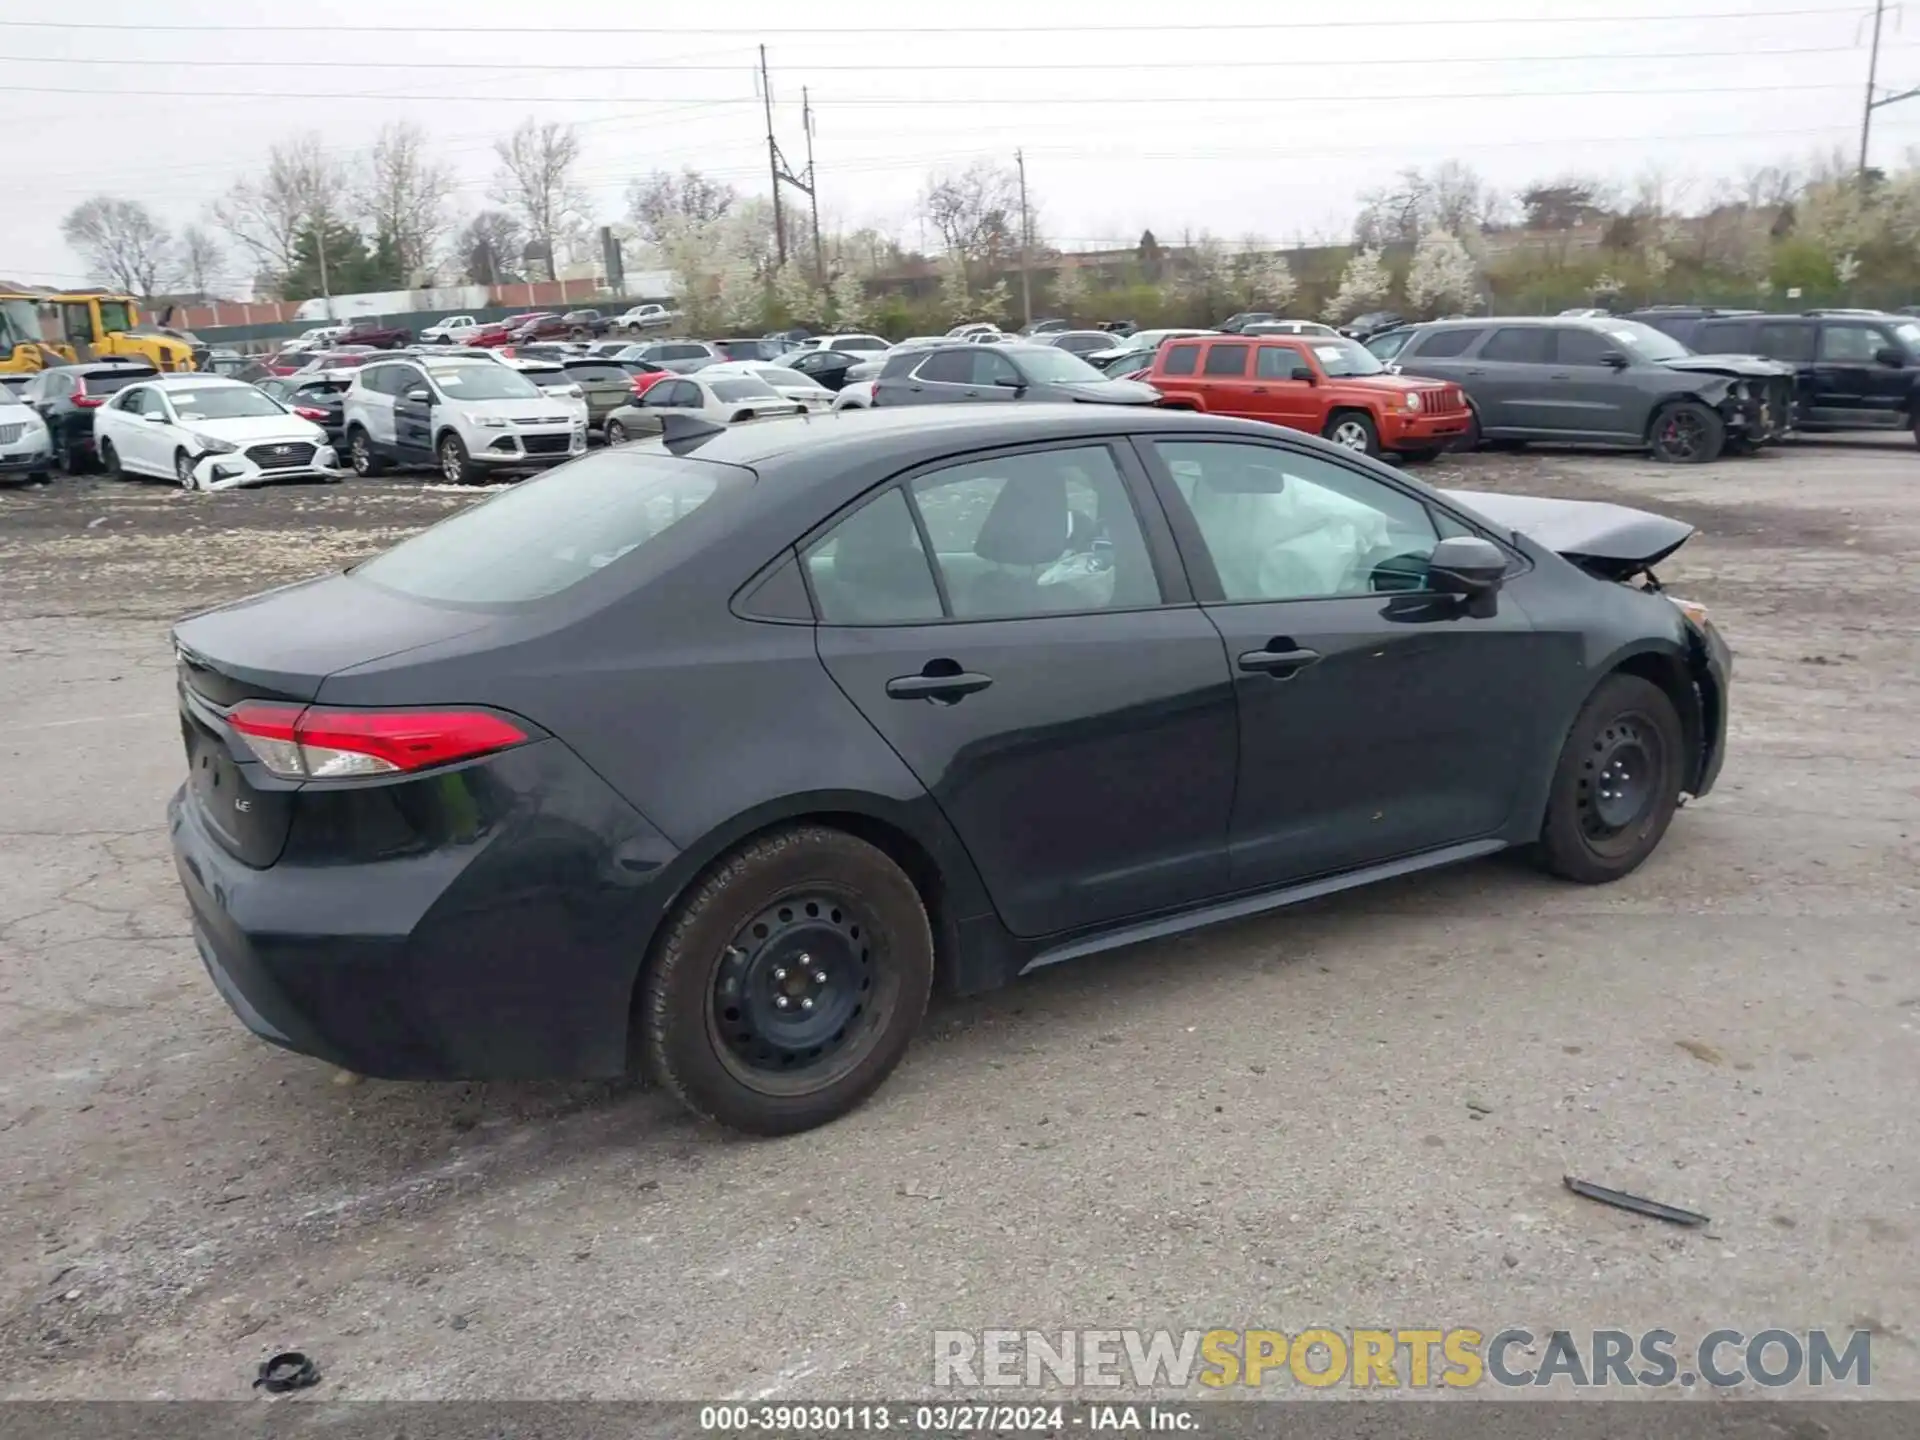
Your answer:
(782, 347), (868, 392)
(169, 407), (1730, 1134)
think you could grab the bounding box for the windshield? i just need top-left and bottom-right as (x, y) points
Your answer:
(1894, 321), (1920, 349)
(1601, 320), (1690, 362)
(0, 298), (37, 351)
(167, 386), (288, 421)
(710, 377), (781, 401)
(426, 364), (541, 400)
(97, 300), (135, 334)
(754, 367), (818, 390)
(1308, 340), (1386, 377)
(1013, 349), (1106, 383)
(352, 449), (738, 604)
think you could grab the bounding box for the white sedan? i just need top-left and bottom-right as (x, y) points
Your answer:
(601, 373), (806, 443)
(92, 375), (341, 491)
(699, 361), (835, 409)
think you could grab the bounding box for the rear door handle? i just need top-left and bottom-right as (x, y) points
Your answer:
(1250, 386), (1269, 394)
(1237, 646), (1322, 678)
(886, 669), (994, 702)
(1549, 372), (1572, 380)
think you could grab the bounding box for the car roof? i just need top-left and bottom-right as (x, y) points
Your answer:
(150, 373), (246, 386)
(656, 401), (1279, 470)
(53, 360), (158, 376)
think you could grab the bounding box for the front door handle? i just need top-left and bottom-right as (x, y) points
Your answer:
(885, 668), (994, 702)
(1249, 386), (1269, 394)
(1238, 646), (1322, 678)
(1464, 367), (1486, 377)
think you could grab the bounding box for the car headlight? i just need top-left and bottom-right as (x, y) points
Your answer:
(1667, 596), (1710, 628)
(473, 414), (510, 428)
(188, 433), (238, 454)
(1402, 392), (1423, 413)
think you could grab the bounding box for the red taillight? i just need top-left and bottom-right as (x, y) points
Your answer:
(72, 389), (103, 408)
(228, 702), (529, 780)
(294, 405), (329, 421)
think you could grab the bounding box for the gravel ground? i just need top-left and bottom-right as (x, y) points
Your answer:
(0, 438), (1915, 1402)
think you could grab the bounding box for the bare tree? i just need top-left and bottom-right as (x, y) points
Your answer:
(59, 196), (175, 297)
(178, 224), (225, 296)
(921, 161), (1024, 286)
(626, 167), (737, 250)
(213, 134), (346, 295)
(1354, 161), (1504, 248)
(455, 210), (526, 286)
(491, 119), (590, 281)
(357, 122), (454, 283)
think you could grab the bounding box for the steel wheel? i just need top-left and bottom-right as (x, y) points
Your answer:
(705, 891), (892, 1097)
(1577, 715), (1666, 854)
(1538, 674), (1685, 884)
(350, 431), (375, 476)
(174, 449), (197, 489)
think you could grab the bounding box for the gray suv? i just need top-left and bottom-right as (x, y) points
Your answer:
(1393, 316), (1773, 463)
(871, 343), (1159, 408)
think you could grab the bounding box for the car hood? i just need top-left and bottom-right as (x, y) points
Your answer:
(1336, 372), (1451, 394)
(1054, 378), (1161, 404)
(179, 413), (327, 445)
(0, 401), (43, 426)
(1663, 353), (1796, 378)
(456, 398), (579, 422)
(1444, 489), (1694, 576)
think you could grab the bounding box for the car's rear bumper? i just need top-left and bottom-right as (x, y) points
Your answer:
(169, 738), (682, 1080)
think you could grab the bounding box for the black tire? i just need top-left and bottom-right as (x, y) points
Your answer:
(98, 436), (122, 479)
(642, 825), (934, 1135)
(605, 420), (629, 445)
(1648, 401), (1724, 464)
(348, 427), (385, 477)
(570, 327), (591, 342)
(439, 431), (477, 484)
(1536, 673), (1685, 885)
(173, 448), (197, 489)
(27, 471), (49, 485)
(1322, 410), (1380, 457)
(53, 427), (86, 474)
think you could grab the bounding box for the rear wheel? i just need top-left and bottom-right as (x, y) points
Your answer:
(1648, 401), (1724, 464)
(53, 427), (85, 474)
(1536, 673), (1685, 884)
(1451, 407), (1482, 452)
(1322, 410), (1380, 457)
(439, 431), (477, 484)
(348, 428), (385, 477)
(605, 420), (629, 445)
(173, 448), (198, 489)
(642, 825), (934, 1135)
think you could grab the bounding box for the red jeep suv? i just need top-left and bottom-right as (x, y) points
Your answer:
(1149, 334), (1469, 458)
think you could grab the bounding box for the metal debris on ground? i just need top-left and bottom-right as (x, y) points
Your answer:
(253, 1351), (320, 1393)
(1564, 1176), (1710, 1227)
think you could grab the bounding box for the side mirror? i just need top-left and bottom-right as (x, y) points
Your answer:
(1875, 345), (1905, 367)
(144, 412), (168, 423)
(1291, 367), (1316, 384)
(405, 388), (430, 403)
(1601, 350), (1630, 369)
(1427, 536), (1507, 618)
(995, 378), (1026, 392)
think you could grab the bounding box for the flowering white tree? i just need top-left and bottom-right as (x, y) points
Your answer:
(772, 261), (824, 327)
(1835, 250), (1862, 289)
(936, 251), (972, 324)
(1322, 247), (1391, 323)
(1242, 251), (1298, 312)
(1403, 229), (1477, 317)
(829, 269), (870, 329)
(1051, 257), (1089, 319)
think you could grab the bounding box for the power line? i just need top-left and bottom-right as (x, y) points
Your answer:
(0, 43), (1900, 71)
(0, 8), (1856, 32)
(0, 81), (1869, 104)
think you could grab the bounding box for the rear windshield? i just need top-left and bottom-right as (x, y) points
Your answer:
(81, 370), (153, 395)
(353, 449), (741, 605)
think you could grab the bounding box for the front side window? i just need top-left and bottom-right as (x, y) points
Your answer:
(970, 350), (1022, 387)
(1554, 328), (1619, 367)
(1153, 440), (1441, 601)
(1255, 347), (1312, 380)
(1756, 322), (1816, 363)
(1817, 324), (1882, 364)
(908, 445), (1159, 617)
(804, 487), (944, 625)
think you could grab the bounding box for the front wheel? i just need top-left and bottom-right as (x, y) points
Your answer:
(1648, 401), (1725, 464)
(642, 825), (934, 1135)
(439, 432), (477, 484)
(1536, 673), (1685, 884)
(173, 448), (198, 489)
(1322, 410), (1380, 457)
(605, 420), (629, 445)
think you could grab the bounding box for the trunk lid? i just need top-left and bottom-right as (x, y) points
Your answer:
(1443, 488), (1695, 579)
(173, 573), (492, 867)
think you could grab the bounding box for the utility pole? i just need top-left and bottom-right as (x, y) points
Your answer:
(314, 213), (333, 321)
(1015, 148), (1033, 327)
(803, 87), (824, 285)
(761, 45), (786, 267)
(1861, 0), (1888, 182)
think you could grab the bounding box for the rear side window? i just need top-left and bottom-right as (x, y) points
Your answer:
(1695, 319), (1757, 351)
(353, 449), (741, 605)
(566, 364), (631, 383)
(1203, 344), (1250, 377)
(1405, 327), (1482, 358)
(1756, 321), (1816, 363)
(1161, 344), (1200, 376)
(803, 487), (943, 625)
(1479, 328), (1552, 364)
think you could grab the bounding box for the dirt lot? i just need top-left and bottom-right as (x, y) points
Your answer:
(0, 439), (1916, 1401)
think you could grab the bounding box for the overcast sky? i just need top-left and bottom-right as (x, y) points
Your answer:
(5, 0), (1918, 290)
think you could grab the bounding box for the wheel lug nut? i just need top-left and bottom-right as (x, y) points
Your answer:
(774, 995), (789, 1010)
(772, 967), (787, 981)
(800, 997), (814, 1012)
(813, 970), (828, 984)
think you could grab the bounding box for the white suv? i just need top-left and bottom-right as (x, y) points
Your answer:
(344, 355), (586, 484)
